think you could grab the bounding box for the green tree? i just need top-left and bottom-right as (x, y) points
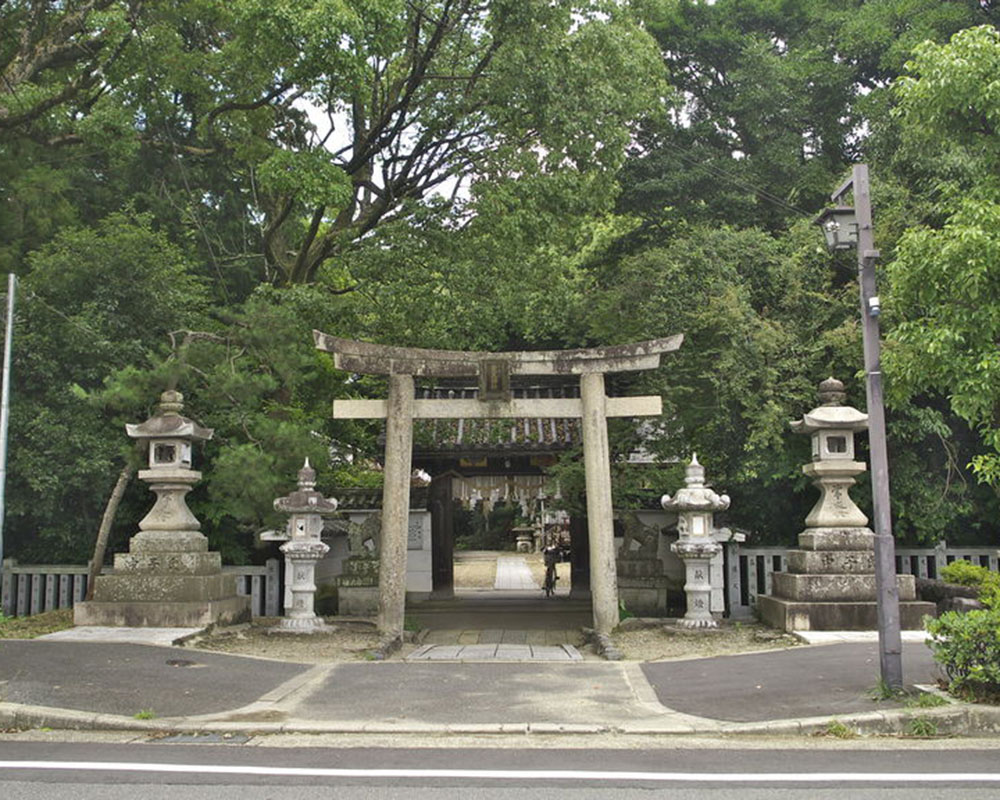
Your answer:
(885, 25), (1000, 486)
(620, 0), (996, 233)
(7, 211), (208, 561)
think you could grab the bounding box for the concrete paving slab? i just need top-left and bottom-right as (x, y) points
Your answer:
(494, 645), (532, 660)
(406, 643), (582, 662)
(290, 662), (644, 726)
(423, 645), (464, 660)
(39, 627), (201, 646)
(494, 556), (539, 590)
(527, 645), (572, 660)
(455, 644), (500, 659)
(422, 629), (462, 644)
(796, 630), (931, 644)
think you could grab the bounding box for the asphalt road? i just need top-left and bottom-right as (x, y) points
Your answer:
(2, 740), (1000, 798)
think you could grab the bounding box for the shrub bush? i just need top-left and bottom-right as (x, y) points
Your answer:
(925, 606), (1000, 703)
(939, 560), (1000, 609)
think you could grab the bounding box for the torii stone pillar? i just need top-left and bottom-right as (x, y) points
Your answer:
(314, 333), (683, 647)
(580, 372), (618, 634)
(379, 372), (415, 638)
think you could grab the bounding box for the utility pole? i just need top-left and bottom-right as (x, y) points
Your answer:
(0, 273), (16, 572)
(828, 165), (904, 689)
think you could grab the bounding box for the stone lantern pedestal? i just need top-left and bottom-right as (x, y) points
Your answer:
(271, 460), (338, 632)
(74, 391), (250, 628)
(758, 378), (935, 631)
(661, 455), (729, 628)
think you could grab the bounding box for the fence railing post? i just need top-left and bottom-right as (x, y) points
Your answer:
(265, 558), (281, 617)
(1, 557), (14, 616)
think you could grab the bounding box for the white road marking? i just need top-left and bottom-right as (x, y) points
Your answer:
(1, 762), (999, 783)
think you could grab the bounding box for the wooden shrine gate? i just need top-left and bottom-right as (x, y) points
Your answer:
(314, 332), (683, 647)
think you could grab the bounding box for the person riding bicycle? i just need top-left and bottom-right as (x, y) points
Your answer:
(542, 543), (560, 597)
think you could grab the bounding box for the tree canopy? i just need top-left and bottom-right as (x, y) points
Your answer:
(2, 0), (1000, 563)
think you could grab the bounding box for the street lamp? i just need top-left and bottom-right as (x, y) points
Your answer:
(815, 164), (904, 689)
(814, 206), (859, 251)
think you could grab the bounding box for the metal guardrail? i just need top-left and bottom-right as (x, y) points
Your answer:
(1, 558), (282, 618)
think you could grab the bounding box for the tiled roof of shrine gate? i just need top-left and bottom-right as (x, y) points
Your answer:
(410, 383), (582, 453)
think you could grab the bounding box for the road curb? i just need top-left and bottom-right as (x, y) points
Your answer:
(4, 700), (999, 739)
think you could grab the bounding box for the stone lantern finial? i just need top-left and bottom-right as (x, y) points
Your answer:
(298, 457), (317, 490)
(157, 389), (185, 416)
(817, 376), (846, 406)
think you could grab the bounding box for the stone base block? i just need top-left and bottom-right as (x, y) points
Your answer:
(771, 572), (917, 602)
(757, 594), (936, 632)
(797, 528), (874, 551)
(338, 586), (378, 616)
(74, 595), (250, 628)
(277, 616), (331, 633)
(786, 549), (874, 574)
(617, 558), (665, 579)
(619, 584), (668, 616)
(128, 531), (210, 553)
(112, 551), (222, 575)
(91, 572), (238, 603)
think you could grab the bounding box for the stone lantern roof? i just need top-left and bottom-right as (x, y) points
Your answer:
(661, 454), (730, 513)
(125, 390), (213, 442)
(789, 377), (867, 435)
(273, 459), (339, 515)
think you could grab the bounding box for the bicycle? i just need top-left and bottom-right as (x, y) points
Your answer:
(542, 545), (559, 597)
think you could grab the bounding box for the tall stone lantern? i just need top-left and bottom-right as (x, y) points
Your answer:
(792, 377), (869, 530)
(661, 455), (730, 628)
(272, 459), (338, 631)
(757, 378), (935, 630)
(74, 390), (250, 627)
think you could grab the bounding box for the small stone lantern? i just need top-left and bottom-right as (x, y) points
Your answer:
(273, 459), (338, 631)
(661, 455), (730, 628)
(789, 377), (869, 529)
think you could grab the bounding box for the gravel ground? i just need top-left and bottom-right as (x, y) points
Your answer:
(452, 551), (498, 588)
(610, 620), (801, 662)
(187, 616), (799, 663)
(189, 619), (400, 663)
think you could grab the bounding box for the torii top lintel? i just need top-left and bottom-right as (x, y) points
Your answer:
(312, 331), (684, 377)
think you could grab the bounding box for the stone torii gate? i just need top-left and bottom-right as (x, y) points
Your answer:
(314, 332), (683, 647)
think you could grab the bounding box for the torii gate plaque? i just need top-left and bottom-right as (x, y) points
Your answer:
(314, 332), (683, 648)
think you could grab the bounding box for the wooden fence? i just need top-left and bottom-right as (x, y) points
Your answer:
(727, 541), (1000, 618)
(1, 558), (282, 618)
(3, 542), (997, 621)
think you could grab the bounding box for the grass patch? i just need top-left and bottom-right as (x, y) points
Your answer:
(134, 709), (156, 720)
(0, 608), (74, 639)
(905, 692), (948, 709)
(821, 719), (858, 739)
(868, 678), (909, 702)
(905, 715), (939, 738)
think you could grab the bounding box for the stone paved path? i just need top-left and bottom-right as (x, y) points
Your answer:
(405, 555), (587, 660)
(493, 555), (539, 590)
(406, 642), (582, 661)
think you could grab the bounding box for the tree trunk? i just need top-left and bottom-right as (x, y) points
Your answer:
(85, 462), (133, 601)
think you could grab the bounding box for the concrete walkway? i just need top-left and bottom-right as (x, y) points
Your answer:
(4, 636), (995, 738)
(408, 557), (585, 659)
(493, 555), (539, 590)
